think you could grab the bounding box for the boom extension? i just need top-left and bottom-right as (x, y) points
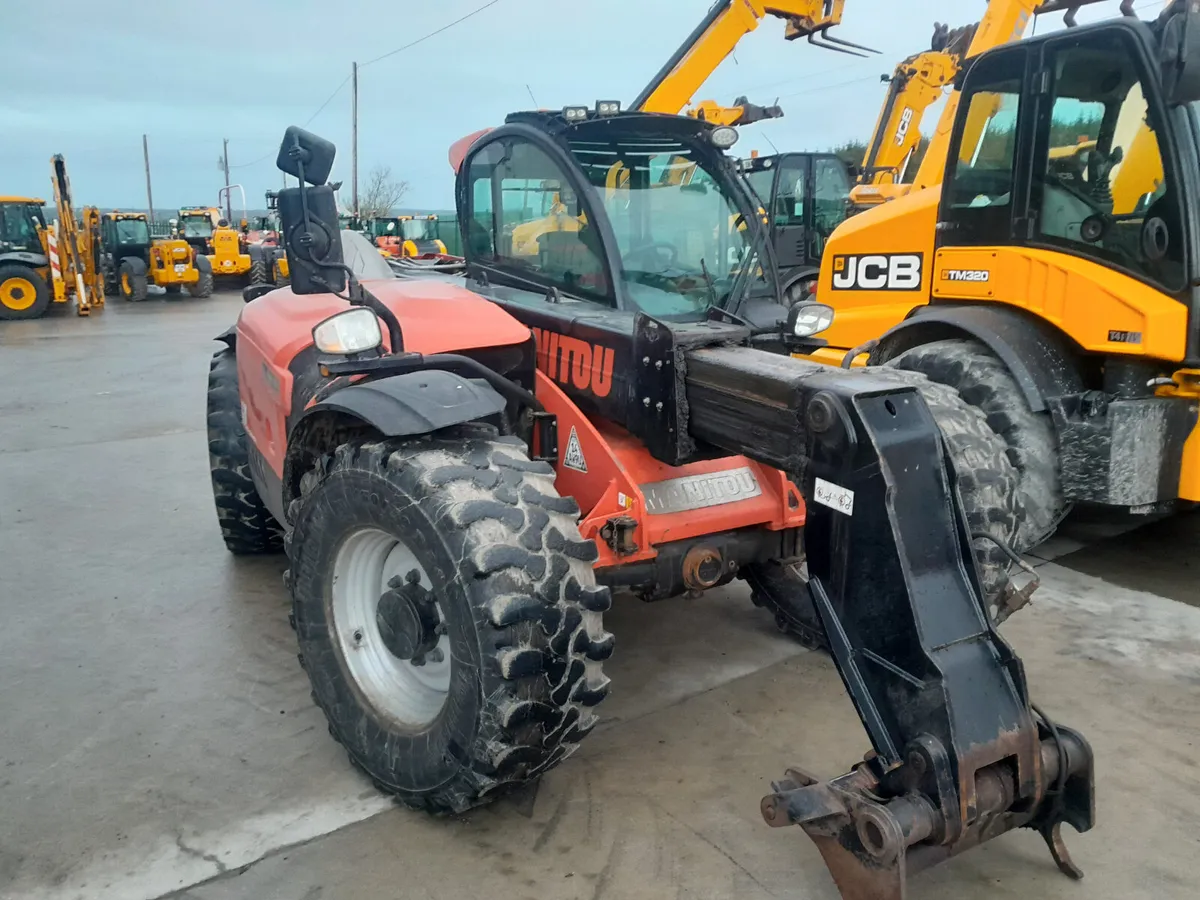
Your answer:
(633, 0), (877, 120)
(631, 316), (1095, 900)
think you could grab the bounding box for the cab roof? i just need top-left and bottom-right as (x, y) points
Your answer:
(0, 195), (45, 204)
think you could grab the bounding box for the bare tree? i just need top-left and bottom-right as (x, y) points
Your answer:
(356, 165), (410, 217)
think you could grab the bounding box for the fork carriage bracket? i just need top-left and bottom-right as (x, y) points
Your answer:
(631, 315), (1097, 900)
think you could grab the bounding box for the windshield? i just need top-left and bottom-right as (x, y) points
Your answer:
(400, 219), (435, 241)
(742, 167), (776, 206)
(114, 218), (149, 245)
(567, 136), (765, 318)
(181, 216), (213, 238)
(0, 204), (44, 250)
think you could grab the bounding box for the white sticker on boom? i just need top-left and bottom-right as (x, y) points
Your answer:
(814, 478), (855, 516)
(563, 426), (588, 473)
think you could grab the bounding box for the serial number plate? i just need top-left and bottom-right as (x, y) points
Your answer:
(174, 263), (187, 274)
(642, 467), (762, 515)
(813, 477), (855, 516)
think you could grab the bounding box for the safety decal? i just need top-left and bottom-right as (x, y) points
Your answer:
(813, 477), (855, 516)
(563, 426), (588, 473)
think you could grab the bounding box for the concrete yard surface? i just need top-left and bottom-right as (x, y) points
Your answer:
(1, 295), (1197, 900)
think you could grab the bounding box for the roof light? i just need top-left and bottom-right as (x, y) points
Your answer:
(710, 126), (739, 150)
(595, 100), (621, 116)
(562, 106), (589, 122)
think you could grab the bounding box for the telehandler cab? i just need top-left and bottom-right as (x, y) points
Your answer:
(210, 120), (1095, 900)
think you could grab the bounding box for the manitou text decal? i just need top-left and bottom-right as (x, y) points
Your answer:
(530, 328), (616, 398)
(942, 269), (991, 283)
(831, 254), (923, 291)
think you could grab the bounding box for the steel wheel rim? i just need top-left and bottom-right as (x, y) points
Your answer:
(331, 528), (452, 727)
(1, 277), (36, 311)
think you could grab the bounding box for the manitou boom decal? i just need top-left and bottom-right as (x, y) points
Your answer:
(530, 327), (616, 398)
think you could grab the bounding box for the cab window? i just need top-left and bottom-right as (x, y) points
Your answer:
(812, 157), (850, 242)
(466, 139), (611, 304)
(1035, 34), (1183, 291)
(771, 156), (809, 227)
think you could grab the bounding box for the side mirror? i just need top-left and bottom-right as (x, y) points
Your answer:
(1159, 3), (1200, 104)
(786, 302), (834, 338)
(278, 184), (346, 295)
(275, 125), (336, 186)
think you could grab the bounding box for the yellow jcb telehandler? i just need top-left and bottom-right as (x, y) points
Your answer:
(806, 0), (1200, 558)
(98, 211), (212, 300)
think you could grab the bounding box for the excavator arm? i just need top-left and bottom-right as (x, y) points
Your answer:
(633, 0), (876, 122)
(46, 155), (103, 315)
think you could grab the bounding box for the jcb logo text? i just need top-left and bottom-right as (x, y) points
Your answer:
(831, 254), (923, 292)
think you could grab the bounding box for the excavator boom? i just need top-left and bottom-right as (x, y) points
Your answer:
(46, 155), (103, 316)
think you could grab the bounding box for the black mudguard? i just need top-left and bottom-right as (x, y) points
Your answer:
(298, 369), (507, 437)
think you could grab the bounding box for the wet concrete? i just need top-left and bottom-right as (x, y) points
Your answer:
(1, 296), (1198, 900)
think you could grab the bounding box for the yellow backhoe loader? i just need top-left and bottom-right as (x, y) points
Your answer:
(806, 0), (1198, 559)
(0, 156), (103, 320)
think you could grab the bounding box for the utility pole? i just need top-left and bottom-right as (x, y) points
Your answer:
(222, 137), (232, 222)
(352, 61), (359, 216)
(142, 134), (155, 226)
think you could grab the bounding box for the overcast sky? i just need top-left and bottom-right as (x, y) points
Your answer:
(1, 0), (1170, 212)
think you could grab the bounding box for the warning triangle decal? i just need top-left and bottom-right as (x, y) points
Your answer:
(563, 426), (588, 473)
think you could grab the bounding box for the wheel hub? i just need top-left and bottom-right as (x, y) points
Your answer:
(376, 570), (444, 665)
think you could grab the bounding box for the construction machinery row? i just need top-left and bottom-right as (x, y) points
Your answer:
(207, 3), (1200, 899)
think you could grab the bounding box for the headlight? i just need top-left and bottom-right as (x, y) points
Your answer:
(710, 126), (739, 149)
(562, 106), (589, 122)
(312, 308), (383, 355)
(788, 303), (835, 338)
(595, 100), (621, 116)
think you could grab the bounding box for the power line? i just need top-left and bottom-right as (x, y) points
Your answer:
(360, 0), (505, 68)
(305, 75), (352, 126)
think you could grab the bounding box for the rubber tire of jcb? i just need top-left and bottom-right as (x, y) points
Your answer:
(117, 257), (149, 302)
(206, 347), (284, 554)
(248, 249), (269, 286)
(189, 256), (214, 298)
(860, 367), (1024, 603)
(289, 430), (613, 814)
(884, 339), (1064, 549)
(0, 264), (51, 320)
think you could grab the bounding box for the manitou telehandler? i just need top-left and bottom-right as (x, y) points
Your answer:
(211, 115), (1097, 900)
(804, 0), (1200, 562)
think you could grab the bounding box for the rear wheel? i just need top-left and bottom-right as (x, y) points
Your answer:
(743, 559), (826, 649)
(206, 347), (283, 554)
(290, 431), (612, 813)
(0, 265), (51, 320)
(189, 257), (214, 298)
(248, 251), (269, 285)
(118, 259), (148, 302)
(885, 339), (1064, 549)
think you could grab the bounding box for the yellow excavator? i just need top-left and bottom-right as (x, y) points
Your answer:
(805, 0), (1199, 560)
(0, 156), (103, 320)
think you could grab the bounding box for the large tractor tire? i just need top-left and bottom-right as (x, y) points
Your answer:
(248, 249), (269, 286)
(743, 373), (1021, 636)
(0, 265), (51, 320)
(189, 256), (214, 298)
(885, 339), (1064, 549)
(206, 347), (284, 554)
(289, 429), (613, 814)
(118, 258), (149, 302)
